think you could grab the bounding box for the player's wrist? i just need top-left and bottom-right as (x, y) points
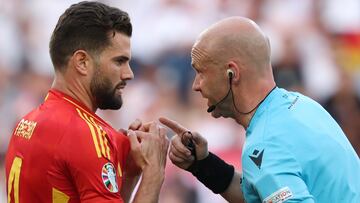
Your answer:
(186, 152), (234, 194)
(142, 165), (165, 182)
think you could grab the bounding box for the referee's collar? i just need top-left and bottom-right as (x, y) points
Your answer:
(246, 87), (280, 136)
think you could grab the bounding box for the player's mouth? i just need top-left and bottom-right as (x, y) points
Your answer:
(115, 83), (126, 94)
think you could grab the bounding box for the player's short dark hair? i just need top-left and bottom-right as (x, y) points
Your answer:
(49, 1), (132, 71)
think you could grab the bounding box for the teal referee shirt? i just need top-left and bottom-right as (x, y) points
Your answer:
(241, 87), (360, 203)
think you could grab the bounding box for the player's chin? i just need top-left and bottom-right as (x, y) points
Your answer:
(98, 96), (123, 110)
(113, 96), (123, 109)
(113, 89), (123, 103)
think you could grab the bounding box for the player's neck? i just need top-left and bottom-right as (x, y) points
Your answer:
(51, 73), (97, 112)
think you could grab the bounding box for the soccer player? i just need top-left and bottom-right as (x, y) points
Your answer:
(6, 2), (169, 203)
(160, 17), (360, 203)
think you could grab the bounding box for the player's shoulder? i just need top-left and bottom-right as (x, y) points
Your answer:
(20, 96), (92, 136)
(58, 106), (101, 137)
(45, 100), (86, 127)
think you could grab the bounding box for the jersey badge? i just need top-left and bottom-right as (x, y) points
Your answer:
(101, 162), (119, 193)
(249, 149), (264, 169)
(263, 186), (293, 203)
(14, 119), (37, 140)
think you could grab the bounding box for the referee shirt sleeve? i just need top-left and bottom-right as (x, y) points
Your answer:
(242, 142), (315, 203)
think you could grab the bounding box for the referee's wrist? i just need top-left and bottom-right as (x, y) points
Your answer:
(197, 151), (209, 161)
(186, 152), (235, 194)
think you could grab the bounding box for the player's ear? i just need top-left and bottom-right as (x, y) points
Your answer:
(71, 50), (91, 75)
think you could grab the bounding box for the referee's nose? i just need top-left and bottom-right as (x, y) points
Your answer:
(192, 74), (201, 92)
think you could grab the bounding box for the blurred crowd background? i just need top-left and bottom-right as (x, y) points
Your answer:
(0, 0), (359, 202)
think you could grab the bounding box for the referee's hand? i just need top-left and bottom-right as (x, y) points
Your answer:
(159, 117), (209, 170)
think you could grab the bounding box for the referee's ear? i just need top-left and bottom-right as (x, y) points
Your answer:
(71, 49), (91, 76)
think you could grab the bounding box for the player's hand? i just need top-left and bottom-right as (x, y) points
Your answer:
(126, 118), (156, 133)
(120, 119), (166, 177)
(120, 119), (143, 177)
(119, 118), (149, 134)
(127, 122), (169, 175)
(128, 118), (143, 131)
(159, 117), (209, 170)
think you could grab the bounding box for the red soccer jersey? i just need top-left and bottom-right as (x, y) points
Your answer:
(5, 89), (130, 203)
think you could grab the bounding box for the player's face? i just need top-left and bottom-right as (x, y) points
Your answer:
(90, 32), (133, 110)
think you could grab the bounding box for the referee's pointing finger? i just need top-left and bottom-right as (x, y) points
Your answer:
(159, 117), (187, 135)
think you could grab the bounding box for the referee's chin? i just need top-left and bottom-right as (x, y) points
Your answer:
(210, 110), (222, 118)
(211, 108), (233, 119)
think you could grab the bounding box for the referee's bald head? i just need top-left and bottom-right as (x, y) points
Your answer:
(192, 17), (271, 73)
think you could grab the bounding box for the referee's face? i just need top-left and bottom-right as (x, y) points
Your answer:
(191, 45), (231, 118)
(90, 32), (133, 110)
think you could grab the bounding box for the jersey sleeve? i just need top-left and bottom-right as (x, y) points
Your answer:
(114, 131), (131, 176)
(48, 119), (124, 203)
(242, 142), (315, 203)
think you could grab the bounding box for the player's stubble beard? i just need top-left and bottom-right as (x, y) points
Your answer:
(90, 65), (124, 110)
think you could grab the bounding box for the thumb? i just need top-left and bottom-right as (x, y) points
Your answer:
(190, 132), (206, 145)
(127, 130), (140, 149)
(191, 131), (209, 160)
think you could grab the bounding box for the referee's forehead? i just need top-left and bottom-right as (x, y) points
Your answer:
(191, 46), (203, 67)
(191, 45), (214, 69)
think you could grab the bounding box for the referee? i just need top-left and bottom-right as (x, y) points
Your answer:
(160, 17), (360, 203)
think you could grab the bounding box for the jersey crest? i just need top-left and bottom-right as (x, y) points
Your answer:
(101, 162), (119, 193)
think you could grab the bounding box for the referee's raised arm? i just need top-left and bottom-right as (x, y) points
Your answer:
(159, 117), (244, 203)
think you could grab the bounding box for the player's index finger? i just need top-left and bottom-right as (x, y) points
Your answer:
(149, 122), (159, 134)
(127, 130), (139, 148)
(159, 117), (187, 134)
(128, 119), (142, 131)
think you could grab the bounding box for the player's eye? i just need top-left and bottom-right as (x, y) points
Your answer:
(116, 59), (126, 65)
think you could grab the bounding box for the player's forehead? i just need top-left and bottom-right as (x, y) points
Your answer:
(104, 32), (131, 58)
